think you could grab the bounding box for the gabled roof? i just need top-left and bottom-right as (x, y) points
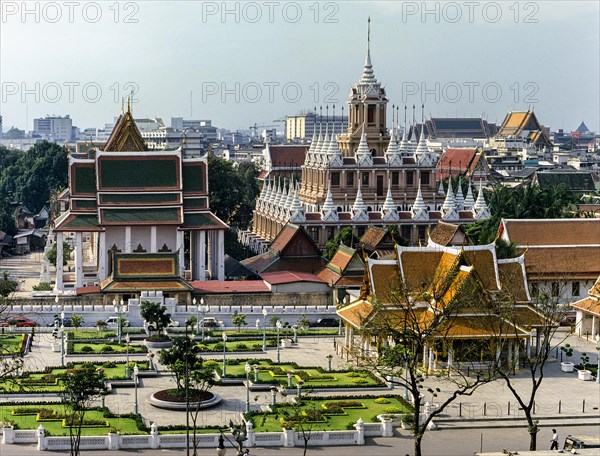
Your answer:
(428, 222), (464, 247)
(359, 226), (388, 252)
(501, 218), (600, 246)
(575, 121), (591, 133)
(436, 148), (486, 181)
(265, 145), (308, 168)
(522, 247), (600, 280)
(261, 271), (326, 285)
(269, 223), (321, 257)
(533, 171), (596, 193)
(190, 280), (270, 294)
(224, 255), (259, 279)
(103, 108), (148, 152)
(497, 110), (552, 147)
(572, 296), (600, 318)
(497, 256), (530, 302)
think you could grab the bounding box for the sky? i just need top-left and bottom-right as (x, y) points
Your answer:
(1, 1), (599, 134)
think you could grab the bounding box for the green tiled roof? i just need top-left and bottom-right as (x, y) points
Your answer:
(183, 164), (204, 193)
(71, 199), (97, 210)
(63, 214), (100, 229)
(101, 193), (180, 204)
(183, 212), (227, 229)
(183, 197), (207, 209)
(99, 158), (179, 189)
(102, 208), (181, 223)
(73, 167), (96, 194)
(536, 172), (596, 192)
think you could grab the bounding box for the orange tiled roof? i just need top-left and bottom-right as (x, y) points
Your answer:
(398, 250), (444, 290)
(316, 268), (342, 286)
(438, 315), (525, 338)
(523, 247), (600, 280)
(328, 244), (356, 273)
(337, 300), (375, 329)
(463, 248), (499, 290)
(498, 259), (529, 302)
(502, 219), (600, 246)
(369, 262), (401, 301)
(512, 305), (554, 328)
(360, 226), (387, 251)
(437, 267), (472, 308)
(571, 297), (600, 317)
(590, 276), (600, 298)
(429, 222), (461, 246)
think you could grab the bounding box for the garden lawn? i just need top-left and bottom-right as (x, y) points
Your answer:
(196, 340), (268, 352)
(249, 396), (411, 432)
(71, 342), (148, 354)
(0, 335), (25, 355)
(0, 362), (150, 393)
(68, 330), (143, 340)
(0, 404), (143, 435)
(216, 360), (382, 388)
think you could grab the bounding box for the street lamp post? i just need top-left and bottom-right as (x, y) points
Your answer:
(245, 362), (251, 414)
(276, 320), (282, 363)
(125, 334), (131, 379)
(146, 353), (154, 370)
(216, 434), (226, 456)
(113, 298), (124, 344)
(133, 364), (139, 415)
(221, 331), (228, 378)
(60, 322), (65, 367)
(184, 319), (192, 456)
(200, 298), (209, 341)
(261, 308), (268, 352)
(253, 364), (259, 383)
(296, 380), (303, 399)
(292, 325), (298, 344)
(326, 354), (333, 372)
(287, 371), (294, 388)
(270, 386), (278, 405)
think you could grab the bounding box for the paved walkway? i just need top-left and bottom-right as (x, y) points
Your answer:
(6, 330), (600, 430)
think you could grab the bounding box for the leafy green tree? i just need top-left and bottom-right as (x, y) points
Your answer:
(59, 366), (106, 456)
(0, 197), (16, 236)
(71, 314), (84, 331)
(140, 301), (172, 336)
(158, 335), (202, 391)
(323, 227), (358, 260)
(47, 242), (72, 267)
(3, 127), (25, 139)
(0, 272), (18, 297)
(231, 311), (247, 332)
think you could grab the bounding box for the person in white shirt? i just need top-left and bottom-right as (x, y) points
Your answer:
(550, 429), (559, 450)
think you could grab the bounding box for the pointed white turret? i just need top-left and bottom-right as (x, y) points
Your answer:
(438, 179), (445, 196)
(321, 182), (338, 222)
(463, 179), (475, 210)
(355, 130), (372, 166)
(327, 134), (343, 166)
(455, 178), (465, 211)
(313, 124), (324, 159)
(289, 183), (306, 223)
(317, 123), (330, 166)
(351, 188), (369, 221)
(398, 123), (409, 156)
(258, 179), (268, 212)
(414, 125), (433, 166)
(381, 184), (399, 221)
(305, 130), (317, 166)
(472, 181), (491, 220)
(283, 181), (294, 219)
(359, 17), (377, 86)
(385, 129), (402, 166)
(411, 183), (429, 221)
(441, 179), (459, 221)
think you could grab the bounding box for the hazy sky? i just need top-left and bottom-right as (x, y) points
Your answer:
(1, 1), (599, 133)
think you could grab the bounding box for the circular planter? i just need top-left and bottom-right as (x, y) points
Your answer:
(577, 369), (592, 381)
(144, 338), (173, 349)
(148, 390), (222, 410)
(561, 362), (574, 373)
(280, 338), (293, 348)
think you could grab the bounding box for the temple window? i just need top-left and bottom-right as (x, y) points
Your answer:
(346, 172), (354, 187)
(421, 171), (430, 186)
(391, 172), (399, 186)
(362, 172), (369, 186)
(406, 171), (414, 187)
(331, 172), (340, 187)
(571, 281), (580, 297)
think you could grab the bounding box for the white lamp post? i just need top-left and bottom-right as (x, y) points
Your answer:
(200, 298), (209, 341)
(221, 330), (228, 378)
(292, 325), (298, 344)
(276, 320), (282, 364)
(326, 354), (333, 372)
(146, 352), (154, 370)
(60, 321), (65, 367)
(262, 308), (268, 352)
(253, 364), (259, 383)
(133, 364), (139, 415)
(245, 362), (251, 413)
(296, 380), (303, 399)
(125, 333), (131, 379)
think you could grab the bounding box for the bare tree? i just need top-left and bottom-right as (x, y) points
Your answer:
(0, 296), (26, 381)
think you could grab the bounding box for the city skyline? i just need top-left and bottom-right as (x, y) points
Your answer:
(1, 1), (599, 134)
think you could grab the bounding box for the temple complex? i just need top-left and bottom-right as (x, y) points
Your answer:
(242, 19), (490, 253)
(51, 103), (227, 301)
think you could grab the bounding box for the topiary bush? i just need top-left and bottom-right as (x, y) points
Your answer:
(100, 345), (115, 354)
(374, 397), (391, 404)
(102, 362), (116, 368)
(80, 346), (94, 353)
(235, 343), (248, 350)
(383, 406), (403, 414)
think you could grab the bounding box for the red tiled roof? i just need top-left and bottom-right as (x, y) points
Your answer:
(76, 286), (101, 295)
(436, 148), (478, 181)
(190, 281), (270, 294)
(572, 297), (600, 318)
(268, 145), (307, 168)
(261, 271), (326, 285)
(503, 219), (600, 246)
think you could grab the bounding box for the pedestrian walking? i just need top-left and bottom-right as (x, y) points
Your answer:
(550, 428), (559, 450)
(243, 449), (251, 456)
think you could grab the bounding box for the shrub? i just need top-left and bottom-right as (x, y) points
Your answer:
(252, 344), (263, 351)
(100, 345), (115, 354)
(204, 360), (219, 368)
(266, 340), (276, 347)
(235, 343), (248, 350)
(375, 397), (391, 404)
(196, 344), (208, 351)
(322, 403), (344, 414)
(226, 359), (240, 365)
(335, 401), (364, 408)
(102, 362), (116, 368)
(352, 378), (368, 384)
(33, 282), (53, 291)
(384, 406), (403, 414)
(80, 346), (94, 353)
(213, 342), (224, 351)
(346, 372), (361, 377)
(40, 374), (58, 384)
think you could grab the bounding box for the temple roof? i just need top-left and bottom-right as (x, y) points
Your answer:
(103, 107), (148, 152)
(501, 218), (600, 246)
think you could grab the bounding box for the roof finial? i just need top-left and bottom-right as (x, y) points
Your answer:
(121, 97), (125, 113)
(367, 16), (371, 55)
(127, 93), (131, 113)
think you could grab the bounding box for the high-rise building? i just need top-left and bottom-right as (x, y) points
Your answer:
(33, 115), (73, 141)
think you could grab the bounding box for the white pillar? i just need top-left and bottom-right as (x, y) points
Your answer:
(515, 341), (520, 369)
(98, 232), (106, 281)
(428, 347), (434, 373)
(195, 231), (206, 281)
(150, 226), (157, 253)
(55, 232), (64, 291)
(125, 226), (132, 253)
(592, 316), (597, 338)
(177, 230), (185, 277)
(496, 344), (501, 363)
(75, 232), (83, 289)
(207, 231), (214, 278)
(217, 229), (225, 281)
(447, 346), (453, 371)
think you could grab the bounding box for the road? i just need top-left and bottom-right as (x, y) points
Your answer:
(0, 425), (598, 455)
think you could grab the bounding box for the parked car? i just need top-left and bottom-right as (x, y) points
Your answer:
(313, 318), (339, 327)
(143, 319), (180, 332)
(47, 316), (72, 327)
(198, 317), (219, 328)
(564, 435), (600, 450)
(105, 316), (130, 327)
(0, 317), (37, 327)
